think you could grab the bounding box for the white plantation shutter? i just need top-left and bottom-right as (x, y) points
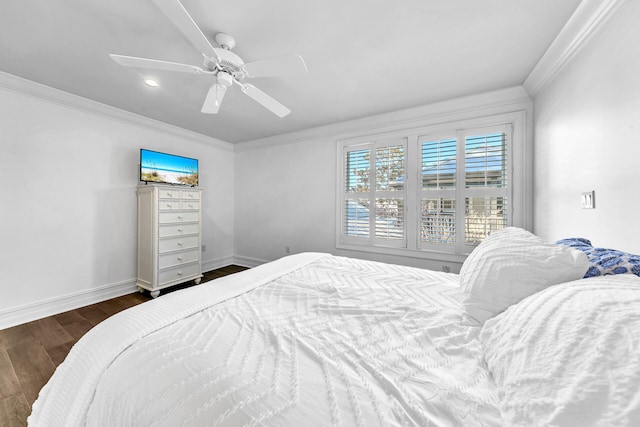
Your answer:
(341, 140), (406, 247)
(374, 145), (405, 241)
(345, 149), (370, 193)
(461, 127), (509, 249)
(420, 138), (457, 247)
(344, 149), (371, 238)
(418, 126), (510, 252)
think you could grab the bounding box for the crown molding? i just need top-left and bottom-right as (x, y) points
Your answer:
(0, 71), (234, 151)
(235, 86), (532, 152)
(524, 0), (625, 97)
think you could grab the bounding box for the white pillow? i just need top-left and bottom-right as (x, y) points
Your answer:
(459, 227), (588, 324)
(480, 275), (640, 426)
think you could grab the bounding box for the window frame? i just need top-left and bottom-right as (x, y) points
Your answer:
(336, 111), (529, 263)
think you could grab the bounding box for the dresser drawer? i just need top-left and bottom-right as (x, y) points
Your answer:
(158, 262), (201, 285)
(158, 248), (200, 269)
(158, 211), (199, 224)
(157, 188), (181, 199)
(158, 201), (181, 211)
(181, 200), (200, 210)
(158, 235), (199, 253)
(181, 190), (200, 201)
(158, 223), (199, 238)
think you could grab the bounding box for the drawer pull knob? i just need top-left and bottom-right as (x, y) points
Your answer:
(177, 215), (183, 219)
(177, 271), (183, 276)
(177, 228), (183, 232)
(177, 242), (183, 246)
(177, 256), (183, 261)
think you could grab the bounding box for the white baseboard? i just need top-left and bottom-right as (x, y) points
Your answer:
(0, 278), (137, 330)
(0, 255), (257, 331)
(232, 255), (269, 268)
(201, 255), (234, 273)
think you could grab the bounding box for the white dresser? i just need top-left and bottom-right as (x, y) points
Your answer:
(136, 184), (203, 298)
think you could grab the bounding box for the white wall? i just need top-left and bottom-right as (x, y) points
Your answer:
(0, 73), (234, 328)
(235, 87), (532, 271)
(531, 0), (640, 253)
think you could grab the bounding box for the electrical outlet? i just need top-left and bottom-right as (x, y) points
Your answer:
(581, 191), (595, 209)
(286, 246), (291, 254)
(201, 244), (207, 252)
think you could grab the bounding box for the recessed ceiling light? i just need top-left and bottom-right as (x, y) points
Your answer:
(143, 79), (158, 87)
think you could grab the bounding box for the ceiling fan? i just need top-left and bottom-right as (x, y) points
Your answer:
(109, 0), (307, 117)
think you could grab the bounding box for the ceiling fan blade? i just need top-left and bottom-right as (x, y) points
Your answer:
(152, 0), (218, 60)
(240, 83), (291, 117)
(201, 83), (227, 114)
(243, 55), (308, 78)
(110, 54), (204, 74)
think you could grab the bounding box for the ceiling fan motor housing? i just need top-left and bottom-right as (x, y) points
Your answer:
(210, 48), (246, 80)
(214, 33), (236, 50)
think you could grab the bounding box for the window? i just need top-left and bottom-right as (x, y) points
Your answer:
(338, 114), (527, 260)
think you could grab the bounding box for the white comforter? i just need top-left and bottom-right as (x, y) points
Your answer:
(29, 253), (501, 426)
(481, 275), (640, 426)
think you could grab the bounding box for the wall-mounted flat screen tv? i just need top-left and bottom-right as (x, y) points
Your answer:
(140, 149), (198, 186)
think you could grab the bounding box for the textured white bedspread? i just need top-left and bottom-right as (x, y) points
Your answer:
(481, 275), (640, 426)
(30, 254), (501, 426)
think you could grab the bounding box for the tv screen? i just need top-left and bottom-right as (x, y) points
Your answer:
(140, 149), (198, 186)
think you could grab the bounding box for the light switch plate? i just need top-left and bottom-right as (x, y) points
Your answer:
(581, 191), (595, 209)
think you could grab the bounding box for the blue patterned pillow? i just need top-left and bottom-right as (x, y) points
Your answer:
(556, 238), (640, 278)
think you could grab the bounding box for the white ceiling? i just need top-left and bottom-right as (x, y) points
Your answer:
(0, 0), (582, 143)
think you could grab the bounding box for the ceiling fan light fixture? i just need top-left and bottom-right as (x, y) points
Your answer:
(216, 71), (233, 87)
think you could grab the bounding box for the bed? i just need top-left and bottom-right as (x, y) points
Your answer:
(28, 228), (640, 426)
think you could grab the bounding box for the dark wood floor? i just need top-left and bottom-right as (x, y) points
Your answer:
(0, 265), (248, 427)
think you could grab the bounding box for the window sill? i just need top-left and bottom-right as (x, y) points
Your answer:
(336, 241), (469, 265)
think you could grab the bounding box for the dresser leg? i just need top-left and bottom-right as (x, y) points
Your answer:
(195, 278), (202, 285)
(150, 290), (160, 298)
(137, 286), (144, 294)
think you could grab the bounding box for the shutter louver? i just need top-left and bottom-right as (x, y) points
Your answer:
(376, 146), (404, 191)
(422, 139), (456, 189)
(345, 149), (370, 193)
(465, 133), (507, 188)
(375, 198), (404, 240)
(345, 198), (370, 237)
(421, 198), (455, 244)
(465, 196), (507, 244)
